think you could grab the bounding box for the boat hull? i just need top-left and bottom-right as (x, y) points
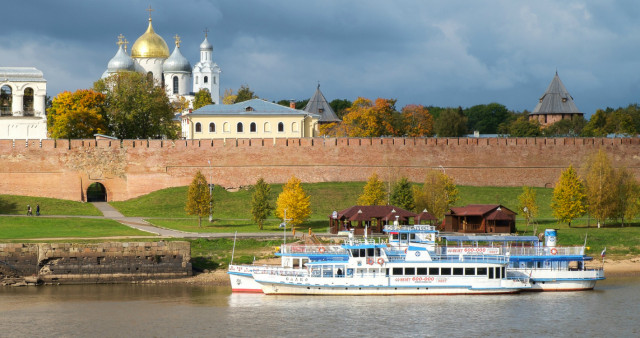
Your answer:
(508, 268), (604, 291)
(228, 265), (263, 293)
(258, 283), (523, 295)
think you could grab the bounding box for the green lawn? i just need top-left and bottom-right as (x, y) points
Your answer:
(0, 195), (102, 216)
(188, 238), (282, 270)
(147, 218), (329, 233)
(0, 217), (153, 240)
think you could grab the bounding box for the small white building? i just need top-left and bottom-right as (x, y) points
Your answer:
(0, 67), (48, 139)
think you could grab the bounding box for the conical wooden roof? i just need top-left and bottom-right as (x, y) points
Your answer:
(531, 72), (581, 116)
(304, 84), (341, 123)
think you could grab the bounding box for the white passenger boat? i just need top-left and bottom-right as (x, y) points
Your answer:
(252, 225), (531, 295)
(441, 229), (605, 291)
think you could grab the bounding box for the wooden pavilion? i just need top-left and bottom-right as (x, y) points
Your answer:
(329, 205), (417, 235)
(443, 204), (516, 234)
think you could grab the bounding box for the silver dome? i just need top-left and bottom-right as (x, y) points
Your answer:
(200, 36), (213, 51)
(107, 45), (135, 72)
(163, 45), (192, 73)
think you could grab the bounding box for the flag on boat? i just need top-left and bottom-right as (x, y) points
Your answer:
(601, 247), (606, 258)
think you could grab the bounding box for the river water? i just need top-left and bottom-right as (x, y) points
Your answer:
(0, 277), (637, 337)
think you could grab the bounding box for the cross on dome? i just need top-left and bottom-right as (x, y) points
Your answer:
(203, 27), (209, 38)
(117, 34), (125, 46)
(146, 5), (154, 20)
(174, 34), (181, 47)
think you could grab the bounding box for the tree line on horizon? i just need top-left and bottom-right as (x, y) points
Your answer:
(45, 74), (640, 140)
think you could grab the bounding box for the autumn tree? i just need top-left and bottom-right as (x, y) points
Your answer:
(222, 88), (237, 104)
(193, 88), (213, 110)
(401, 104), (434, 137)
(390, 177), (414, 211)
(582, 149), (617, 226)
(276, 176), (311, 226)
(551, 165), (586, 227)
(47, 89), (107, 139)
(171, 95), (190, 113)
(612, 167), (640, 226)
(434, 107), (467, 137)
(93, 72), (178, 139)
(235, 85), (258, 103)
(413, 170), (459, 220)
(341, 97), (399, 137)
(358, 172), (386, 206)
(518, 186), (539, 235)
(185, 171), (211, 228)
(251, 178), (274, 230)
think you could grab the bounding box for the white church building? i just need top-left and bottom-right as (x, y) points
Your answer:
(102, 12), (221, 105)
(0, 67), (48, 139)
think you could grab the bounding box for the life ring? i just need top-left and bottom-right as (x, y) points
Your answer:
(550, 248), (558, 255)
(367, 258), (374, 265)
(319, 247), (325, 254)
(377, 258), (384, 265)
(404, 248), (408, 254)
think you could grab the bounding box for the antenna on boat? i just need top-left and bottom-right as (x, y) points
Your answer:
(230, 231), (237, 265)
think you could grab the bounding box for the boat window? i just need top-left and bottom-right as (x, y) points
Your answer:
(495, 267), (500, 279)
(351, 249), (359, 258)
(417, 268), (427, 275)
(367, 248), (374, 257)
(441, 268), (451, 275)
(477, 267), (487, 275)
(347, 268), (354, 277)
(453, 268), (463, 276)
(323, 266), (333, 278)
(385, 268), (389, 277)
(392, 234), (398, 240)
(465, 268), (475, 276)
(311, 267), (321, 277)
(375, 248), (381, 256)
(410, 234), (416, 240)
(429, 267), (439, 275)
(359, 249), (366, 257)
(501, 267), (505, 278)
(392, 267), (403, 275)
(405, 267), (415, 275)
(400, 234), (408, 241)
(488, 268), (494, 279)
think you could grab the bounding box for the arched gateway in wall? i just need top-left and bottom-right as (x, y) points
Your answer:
(86, 182), (107, 202)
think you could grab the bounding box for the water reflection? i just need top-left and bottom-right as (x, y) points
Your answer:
(0, 278), (638, 337)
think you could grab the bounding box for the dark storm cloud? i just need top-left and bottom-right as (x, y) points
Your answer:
(3, 0), (640, 116)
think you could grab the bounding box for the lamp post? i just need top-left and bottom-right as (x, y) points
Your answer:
(208, 160), (213, 222)
(279, 208), (291, 245)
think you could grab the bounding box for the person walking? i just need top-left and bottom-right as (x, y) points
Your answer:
(36, 204), (40, 216)
(27, 204), (32, 216)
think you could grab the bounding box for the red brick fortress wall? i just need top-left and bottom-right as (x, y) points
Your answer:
(1, 137), (639, 201)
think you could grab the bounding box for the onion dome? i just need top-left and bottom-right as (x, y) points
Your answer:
(131, 18), (170, 58)
(164, 39), (192, 73)
(200, 35), (213, 51)
(107, 45), (135, 72)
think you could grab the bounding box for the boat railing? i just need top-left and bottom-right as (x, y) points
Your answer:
(436, 255), (509, 263)
(282, 244), (347, 255)
(252, 267), (307, 277)
(384, 224), (437, 232)
(505, 246), (586, 256)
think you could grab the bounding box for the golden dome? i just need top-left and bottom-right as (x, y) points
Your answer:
(131, 19), (170, 59)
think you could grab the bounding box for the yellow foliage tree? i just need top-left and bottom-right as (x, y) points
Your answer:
(341, 97), (398, 137)
(518, 186), (539, 235)
(185, 171), (211, 228)
(413, 170), (459, 221)
(401, 104), (434, 137)
(551, 165), (586, 227)
(276, 176), (311, 226)
(222, 88), (237, 105)
(357, 172), (386, 205)
(582, 149), (617, 225)
(47, 89), (107, 139)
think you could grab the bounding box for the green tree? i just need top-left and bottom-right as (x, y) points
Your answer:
(543, 116), (586, 136)
(612, 167), (640, 226)
(390, 177), (414, 211)
(551, 165), (586, 227)
(185, 170), (211, 228)
(329, 99), (352, 119)
(518, 186), (539, 235)
(413, 170), (459, 220)
(582, 149), (617, 226)
(276, 176), (311, 226)
(251, 178), (274, 230)
(357, 172), (387, 205)
(47, 89), (107, 139)
(193, 88), (213, 110)
(509, 116), (542, 137)
(235, 84), (258, 103)
(93, 71), (178, 139)
(463, 103), (511, 134)
(434, 107), (467, 137)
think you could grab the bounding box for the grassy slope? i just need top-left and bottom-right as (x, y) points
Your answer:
(0, 195), (102, 216)
(0, 217), (152, 239)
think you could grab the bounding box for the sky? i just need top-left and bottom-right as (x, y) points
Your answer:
(2, 0), (640, 116)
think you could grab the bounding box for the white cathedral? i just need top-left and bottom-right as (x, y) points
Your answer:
(102, 13), (221, 106)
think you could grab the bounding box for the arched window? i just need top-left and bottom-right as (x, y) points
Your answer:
(195, 122), (202, 133)
(264, 122), (271, 132)
(146, 72), (154, 82)
(250, 122), (257, 133)
(237, 122), (244, 133)
(223, 122), (230, 132)
(195, 76), (199, 84)
(204, 76), (208, 83)
(213, 76), (216, 84)
(209, 122), (215, 133)
(0, 85), (12, 116)
(278, 122), (284, 132)
(23, 88), (34, 115)
(292, 122), (299, 132)
(173, 76), (179, 94)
